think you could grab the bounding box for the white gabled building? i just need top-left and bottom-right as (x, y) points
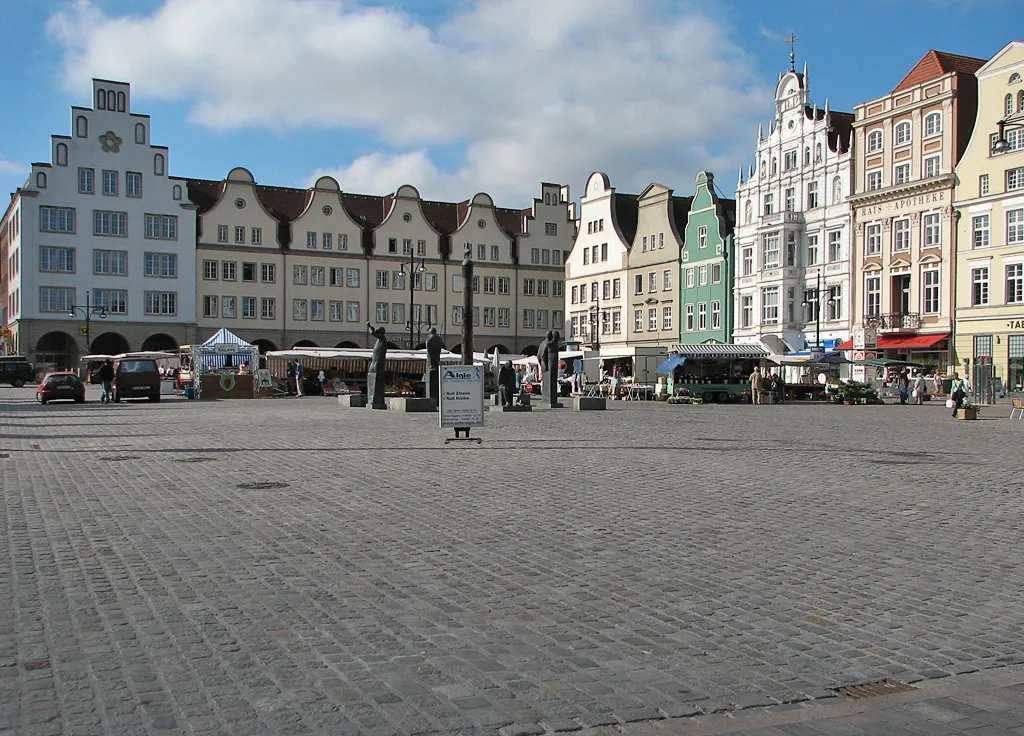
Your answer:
(2, 78), (197, 370)
(733, 61), (855, 355)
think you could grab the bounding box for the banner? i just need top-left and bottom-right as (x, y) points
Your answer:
(439, 365), (484, 429)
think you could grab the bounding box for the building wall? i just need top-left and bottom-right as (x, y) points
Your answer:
(953, 42), (1024, 390)
(625, 184), (685, 349)
(734, 65), (854, 353)
(679, 172), (735, 344)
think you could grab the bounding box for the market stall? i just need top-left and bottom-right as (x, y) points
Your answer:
(665, 340), (768, 402)
(186, 329), (260, 399)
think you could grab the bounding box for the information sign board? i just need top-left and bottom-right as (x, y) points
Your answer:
(439, 365), (484, 429)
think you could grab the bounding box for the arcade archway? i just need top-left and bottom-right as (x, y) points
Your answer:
(35, 331), (78, 372)
(90, 332), (129, 356)
(141, 333), (177, 352)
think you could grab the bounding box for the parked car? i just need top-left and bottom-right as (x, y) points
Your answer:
(0, 356), (35, 387)
(112, 358), (161, 402)
(36, 372), (86, 404)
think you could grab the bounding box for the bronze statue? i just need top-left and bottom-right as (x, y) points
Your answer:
(425, 327), (443, 402)
(537, 330), (561, 406)
(366, 323), (388, 409)
(497, 360), (517, 407)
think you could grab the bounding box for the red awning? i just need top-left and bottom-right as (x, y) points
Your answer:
(836, 333), (950, 350)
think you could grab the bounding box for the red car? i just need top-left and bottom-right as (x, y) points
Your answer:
(36, 372), (86, 404)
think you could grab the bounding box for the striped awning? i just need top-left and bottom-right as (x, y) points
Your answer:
(670, 342), (768, 359)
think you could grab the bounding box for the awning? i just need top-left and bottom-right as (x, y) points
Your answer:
(836, 333), (950, 350)
(655, 354), (686, 374)
(670, 342), (768, 359)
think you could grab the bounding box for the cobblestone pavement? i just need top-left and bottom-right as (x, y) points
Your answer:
(1, 388), (1022, 736)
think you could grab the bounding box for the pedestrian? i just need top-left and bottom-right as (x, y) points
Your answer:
(898, 370), (910, 405)
(775, 371), (786, 404)
(286, 361), (296, 396)
(317, 369), (326, 394)
(295, 361), (304, 397)
(932, 371), (943, 395)
(949, 371), (968, 417)
(749, 366), (762, 405)
(912, 371), (926, 405)
(98, 358), (115, 404)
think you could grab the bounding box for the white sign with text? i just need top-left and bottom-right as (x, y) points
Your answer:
(439, 365), (485, 429)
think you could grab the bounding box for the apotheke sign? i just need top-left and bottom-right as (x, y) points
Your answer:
(439, 365), (484, 429)
(858, 190), (946, 218)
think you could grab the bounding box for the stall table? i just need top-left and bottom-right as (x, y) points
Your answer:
(200, 373), (255, 399)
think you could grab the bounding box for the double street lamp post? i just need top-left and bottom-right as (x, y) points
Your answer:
(993, 110), (1024, 154)
(400, 254), (427, 350)
(800, 270), (834, 356)
(69, 292), (107, 353)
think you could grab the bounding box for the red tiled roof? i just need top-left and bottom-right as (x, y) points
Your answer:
(892, 50), (986, 92)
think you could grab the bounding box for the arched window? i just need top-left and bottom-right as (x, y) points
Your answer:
(135, 123), (146, 144)
(867, 130), (883, 152)
(107, 89), (116, 108)
(1010, 73), (1021, 84)
(894, 121), (911, 145)
(832, 177), (842, 205)
(744, 200), (752, 225)
(759, 160), (766, 178)
(815, 143), (822, 162)
(116, 91), (126, 112)
(36, 172), (47, 189)
(154, 153), (165, 176)
(75, 115), (88, 138)
(97, 89), (107, 110)
(1018, 90), (1024, 112)
(1007, 94), (1015, 117)
(56, 143), (68, 166)
(804, 147), (811, 165)
(172, 185), (182, 201)
(924, 112), (942, 138)
(544, 193), (550, 205)
(771, 158), (778, 175)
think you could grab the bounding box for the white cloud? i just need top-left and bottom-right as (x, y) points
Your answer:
(0, 154), (26, 175)
(47, 0), (772, 202)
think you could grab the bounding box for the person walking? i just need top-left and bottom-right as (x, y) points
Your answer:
(949, 372), (968, 417)
(775, 371), (786, 404)
(317, 369), (326, 394)
(749, 366), (763, 405)
(98, 359), (115, 404)
(913, 371), (926, 405)
(286, 361), (296, 396)
(898, 370), (910, 405)
(295, 361), (304, 397)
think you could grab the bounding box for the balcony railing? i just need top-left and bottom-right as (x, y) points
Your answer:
(760, 210), (804, 227)
(863, 312), (921, 331)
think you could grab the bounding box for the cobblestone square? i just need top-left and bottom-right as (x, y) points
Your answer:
(1, 389), (1022, 735)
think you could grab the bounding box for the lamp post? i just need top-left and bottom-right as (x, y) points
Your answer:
(800, 270), (834, 356)
(400, 254), (427, 349)
(69, 292), (107, 353)
(992, 110), (1024, 153)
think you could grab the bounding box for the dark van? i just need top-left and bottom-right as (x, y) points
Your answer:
(0, 356), (35, 387)
(112, 358), (162, 402)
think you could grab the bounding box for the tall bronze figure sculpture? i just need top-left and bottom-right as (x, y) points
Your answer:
(537, 329), (562, 406)
(425, 327), (443, 403)
(366, 323), (388, 409)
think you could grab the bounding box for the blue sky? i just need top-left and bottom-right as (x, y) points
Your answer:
(0, 0), (1012, 206)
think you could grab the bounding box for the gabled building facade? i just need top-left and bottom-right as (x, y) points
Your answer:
(625, 183), (690, 350)
(953, 42), (1024, 392)
(2, 78), (197, 370)
(847, 50), (984, 370)
(679, 171), (736, 344)
(733, 61), (855, 356)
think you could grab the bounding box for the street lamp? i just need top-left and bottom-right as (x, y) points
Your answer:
(992, 110), (1024, 153)
(69, 292), (107, 352)
(399, 255), (427, 349)
(800, 270), (835, 355)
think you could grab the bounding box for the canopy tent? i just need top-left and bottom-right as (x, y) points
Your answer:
(191, 328), (260, 371)
(81, 351), (177, 361)
(856, 357), (924, 368)
(511, 350), (584, 368)
(669, 340), (768, 360)
(807, 352), (851, 365)
(264, 348), (487, 375)
(655, 354), (686, 374)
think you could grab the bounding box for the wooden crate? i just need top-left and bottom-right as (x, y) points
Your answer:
(957, 407), (978, 420)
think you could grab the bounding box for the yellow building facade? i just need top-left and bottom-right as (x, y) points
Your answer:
(953, 42), (1024, 394)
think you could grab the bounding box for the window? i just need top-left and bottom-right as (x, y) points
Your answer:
(40, 246), (75, 273)
(634, 274), (643, 295)
(894, 163), (910, 184)
(346, 301), (360, 322)
(602, 280), (610, 300)
(498, 308), (510, 328)
(648, 272), (657, 293)
(95, 249), (127, 276)
(763, 193), (774, 215)
(923, 155), (940, 178)
(491, 245), (500, 261)
(571, 285), (578, 304)
(601, 243), (608, 261)
(393, 270), (406, 291)
(611, 311), (621, 334)
(126, 172), (141, 198)
(867, 129), (883, 152)
(923, 111), (941, 138)
(894, 120), (911, 145)
(583, 249), (589, 265)
(222, 296), (236, 319)
(804, 147), (811, 166)
(373, 302), (387, 322)
(153, 154), (164, 176)
(260, 297), (276, 320)
(222, 261), (237, 281)
(785, 187), (795, 212)
(761, 287), (779, 324)
(863, 223), (881, 256)
(1007, 263), (1024, 304)
(784, 150), (797, 171)
(293, 265), (308, 285)
(217, 225), (228, 243)
(697, 225), (707, 249)
(711, 263), (721, 284)
(344, 269), (359, 288)
(710, 301), (721, 330)
(865, 275), (881, 316)
(339, 233), (348, 251)
(144, 252), (177, 278)
(310, 299), (324, 321)
(553, 280), (563, 298)
(591, 282), (598, 301)
(376, 270), (389, 289)
(828, 231), (842, 262)
(530, 248), (539, 264)
(922, 212), (941, 248)
(537, 310), (549, 329)
(144, 291), (177, 316)
(40, 207), (75, 233)
(260, 263), (275, 283)
(1008, 167), (1024, 191)
(972, 214), (990, 248)
(523, 278), (535, 296)
(482, 276), (496, 295)
(697, 303), (707, 331)
(235, 226), (245, 244)
(75, 115), (88, 138)
(633, 309), (644, 332)
(742, 246), (754, 276)
(102, 170), (118, 196)
(971, 267), (989, 306)
(771, 158), (778, 175)
(698, 265), (708, 286)
(252, 227), (262, 245)
(893, 218), (911, 251)
(329, 300), (343, 321)
(451, 274), (463, 293)
(497, 277), (509, 295)
(647, 308), (657, 331)
(522, 309), (534, 328)
(786, 232), (797, 266)
(56, 143), (68, 166)
(807, 181), (818, 209)
(544, 222), (557, 236)
(827, 285), (843, 321)
(39, 286), (75, 313)
(685, 304), (694, 331)
(658, 233), (664, 249)
(663, 269), (672, 290)
(1007, 93), (1015, 117)
(242, 297), (257, 318)
(684, 269), (694, 289)
(203, 295), (218, 318)
(79, 168), (94, 194)
(980, 174), (990, 197)
(135, 123), (146, 144)
(242, 262), (257, 282)
(144, 214), (177, 240)
(762, 232), (780, 269)
(326, 267), (342, 287)
(741, 295), (753, 328)
(867, 171), (882, 191)
(1007, 209), (1024, 244)
(538, 279), (549, 297)
(203, 259), (218, 280)
(922, 269), (940, 314)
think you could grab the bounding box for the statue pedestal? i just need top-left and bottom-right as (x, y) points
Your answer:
(337, 394), (366, 408)
(385, 397), (437, 412)
(573, 397), (606, 411)
(534, 401), (564, 410)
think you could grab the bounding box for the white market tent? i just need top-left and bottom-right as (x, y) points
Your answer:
(191, 328), (260, 371)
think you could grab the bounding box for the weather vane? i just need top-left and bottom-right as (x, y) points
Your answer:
(782, 32), (799, 71)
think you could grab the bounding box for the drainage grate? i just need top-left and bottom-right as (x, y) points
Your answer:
(834, 680), (915, 700)
(236, 481), (290, 490)
(102, 455), (141, 462)
(175, 457), (216, 463)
